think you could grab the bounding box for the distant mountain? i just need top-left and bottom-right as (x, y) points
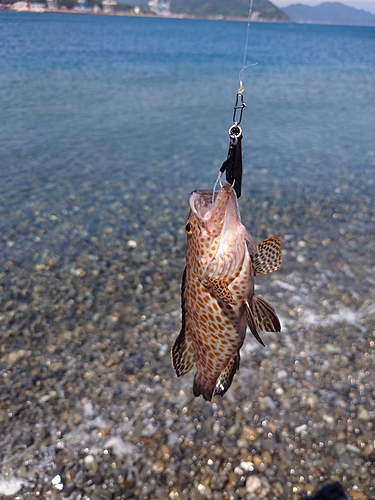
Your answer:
(282, 1), (375, 25)
(170, 0), (289, 21)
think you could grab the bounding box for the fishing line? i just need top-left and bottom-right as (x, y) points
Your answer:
(215, 0), (255, 200)
(239, 0), (255, 90)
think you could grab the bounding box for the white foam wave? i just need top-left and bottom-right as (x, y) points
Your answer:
(0, 476), (24, 496)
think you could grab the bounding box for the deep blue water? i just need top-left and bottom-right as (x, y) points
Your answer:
(1, 11), (375, 241)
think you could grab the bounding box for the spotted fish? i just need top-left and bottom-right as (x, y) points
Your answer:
(171, 184), (282, 401)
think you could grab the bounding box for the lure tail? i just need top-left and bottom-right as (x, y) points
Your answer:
(220, 126), (243, 199)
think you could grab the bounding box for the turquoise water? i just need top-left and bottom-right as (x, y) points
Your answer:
(1, 12), (375, 270)
(1, 13), (375, 206)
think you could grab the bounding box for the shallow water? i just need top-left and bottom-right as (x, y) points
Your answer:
(0, 11), (375, 499)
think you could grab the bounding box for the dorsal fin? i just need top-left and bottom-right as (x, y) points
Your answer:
(252, 294), (281, 333)
(251, 237), (282, 276)
(171, 268), (195, 376)
(213, 353), (240, 397)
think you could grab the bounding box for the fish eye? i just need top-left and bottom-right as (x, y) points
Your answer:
(185, 220), (193, 235)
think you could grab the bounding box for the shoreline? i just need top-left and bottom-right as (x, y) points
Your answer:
(1, 6), (286, 22)
(3, 9), (375, 26)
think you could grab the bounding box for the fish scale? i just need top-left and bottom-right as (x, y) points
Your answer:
(172, 184), (282, 401)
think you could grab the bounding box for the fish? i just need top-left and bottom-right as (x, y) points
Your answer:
(171, 183), (282, 401)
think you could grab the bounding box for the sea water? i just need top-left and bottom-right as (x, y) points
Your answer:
(1, 12), (375, 322)
(1, 13), (375, 207)
(1, 10), (375, 320)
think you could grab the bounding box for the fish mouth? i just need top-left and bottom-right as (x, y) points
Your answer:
(189, 185), (232, 221)
(189, 189), (216, 219)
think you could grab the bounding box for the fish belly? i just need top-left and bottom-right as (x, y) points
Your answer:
(185, 270), (246, 401)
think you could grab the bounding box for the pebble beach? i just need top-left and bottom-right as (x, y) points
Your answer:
(1, 174), (375, 499)
(1, 12), (375, 500)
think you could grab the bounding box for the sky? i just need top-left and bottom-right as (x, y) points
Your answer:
(265, 0), (375, 13)
(127, 0), (375, 15)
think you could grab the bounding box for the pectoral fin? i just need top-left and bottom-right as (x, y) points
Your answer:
(252, 294), (281, 333)
(252, 237), (282, 276)
(203, 277), (237, 306)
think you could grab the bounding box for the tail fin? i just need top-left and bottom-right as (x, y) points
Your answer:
(193, 376), (215, 401)
(193, 353), (240, 401)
